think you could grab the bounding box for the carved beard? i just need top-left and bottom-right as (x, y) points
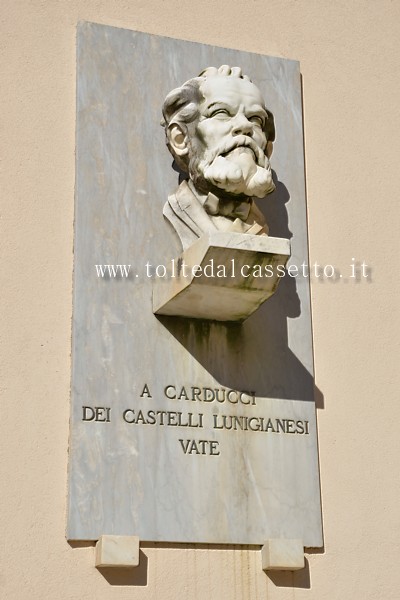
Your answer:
(188, 134), (275, 199)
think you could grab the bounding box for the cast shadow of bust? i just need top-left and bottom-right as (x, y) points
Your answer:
(157, 172), (324, 406)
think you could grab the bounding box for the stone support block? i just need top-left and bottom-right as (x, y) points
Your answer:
(95, 535), (140, 568)
(261, 539), (305, 571)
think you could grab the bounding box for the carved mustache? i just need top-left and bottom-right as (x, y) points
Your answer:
(209, 135), (267, 167)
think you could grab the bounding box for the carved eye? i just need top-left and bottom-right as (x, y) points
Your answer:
(210, 108), (230, 118)
(248, 115), (265, 127)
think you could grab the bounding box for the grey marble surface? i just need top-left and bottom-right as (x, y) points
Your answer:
(68, 22), (323, 546)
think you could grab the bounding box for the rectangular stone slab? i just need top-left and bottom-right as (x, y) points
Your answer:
(67, 22), (323, 547)
(153, 232), (291, 321)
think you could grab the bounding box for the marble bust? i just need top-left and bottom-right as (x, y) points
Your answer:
(161, 65), (276, 250)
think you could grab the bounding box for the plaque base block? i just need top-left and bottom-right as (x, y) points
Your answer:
(261, 539), (305, 571)
(95, 535), (140, 568)
(153, 232), (290, 322)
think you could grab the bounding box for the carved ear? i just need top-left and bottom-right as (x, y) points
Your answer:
(167, 123), (189, 158)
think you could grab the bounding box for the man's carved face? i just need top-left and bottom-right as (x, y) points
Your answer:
(187, 76), (275, 199)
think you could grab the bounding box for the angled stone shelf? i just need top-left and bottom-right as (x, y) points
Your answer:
(153, 231), (290, 322)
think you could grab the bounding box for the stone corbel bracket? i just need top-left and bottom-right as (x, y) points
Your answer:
(95, 535), (140, 568)
(153, 231), (290, 322)
(261, 539), (305, 571)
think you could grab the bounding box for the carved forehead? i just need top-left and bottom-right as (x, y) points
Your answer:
(199, 75), (265, 109)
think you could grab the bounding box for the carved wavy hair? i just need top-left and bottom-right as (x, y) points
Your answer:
(161, 65), (275, 171)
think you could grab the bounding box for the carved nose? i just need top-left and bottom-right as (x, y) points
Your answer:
(231, 114), (253, 136)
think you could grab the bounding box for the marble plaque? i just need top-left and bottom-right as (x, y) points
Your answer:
(67, 22), (323, 546)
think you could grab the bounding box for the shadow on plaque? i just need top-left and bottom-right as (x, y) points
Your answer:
(157, 175), (324, 408)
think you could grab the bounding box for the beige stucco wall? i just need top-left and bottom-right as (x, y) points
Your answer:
(2, 1), (399, 598)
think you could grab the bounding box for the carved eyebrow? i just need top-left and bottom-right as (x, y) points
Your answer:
(247, 106), (268, 117)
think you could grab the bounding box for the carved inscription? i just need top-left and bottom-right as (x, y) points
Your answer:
(82, 383), (310, 455)
(164, 384), (256, 405)
(82, 406), (111, 422)
(179, 439), (220, 456)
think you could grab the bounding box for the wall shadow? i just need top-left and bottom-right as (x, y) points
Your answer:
(267, 558), (311, 589)
(68, 541), (96, 548)
(97, 550), (148, 586)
